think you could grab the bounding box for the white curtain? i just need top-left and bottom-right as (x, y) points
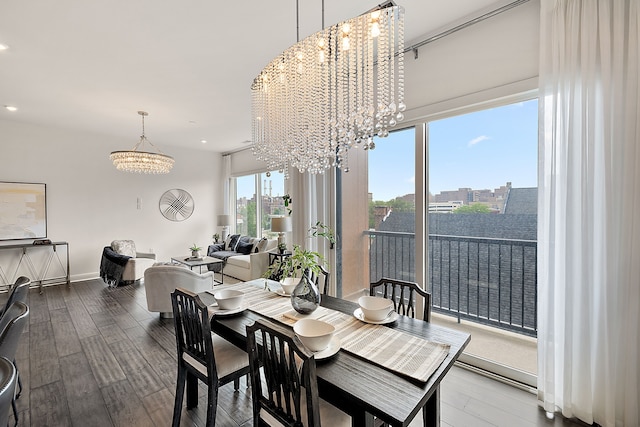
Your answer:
(538, 1), (640, 426)
(222, 154), (231, 214)
(289, 170), (334, 259)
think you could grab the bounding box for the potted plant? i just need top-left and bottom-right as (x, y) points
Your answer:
(265, 222), (334, 282)
(282, 244), (326, 313)
(212, 233), (220, 244)
(282, 194), (292, 215)
(309, 221), (336, 248)
(190, 243), (202, 258)
(277, 242), (288, 254)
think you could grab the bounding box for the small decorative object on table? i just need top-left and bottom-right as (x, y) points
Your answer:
(277, 242), (287, 254)
(189, 243), (202, 259)
(291, 268), (321, 314)
(212, 233), (220, 244)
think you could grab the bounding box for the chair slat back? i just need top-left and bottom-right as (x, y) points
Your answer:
(246, 319), (321, 427)
(1, 277), (30, 317)
(171, 288), (217, 380)
(0, 302), (29, 361)
(313, 266), (331, 295)
(370, 277), (432, 321)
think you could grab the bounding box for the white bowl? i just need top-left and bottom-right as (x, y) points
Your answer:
(214, 289), (244, 310)
(358, 296), (394, 321)
(293, 318), (335, 352)
(280, 277), (300, 295)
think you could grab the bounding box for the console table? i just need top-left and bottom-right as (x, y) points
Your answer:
(0, 241), (70, 293)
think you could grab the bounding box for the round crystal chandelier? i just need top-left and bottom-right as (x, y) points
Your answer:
(251, 2), (405, 177)
(110, 111), (175, 174)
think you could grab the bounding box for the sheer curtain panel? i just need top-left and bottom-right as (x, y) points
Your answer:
(538, 1), (640, 426)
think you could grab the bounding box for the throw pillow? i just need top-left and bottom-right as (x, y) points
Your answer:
(248, 237), (258, 252)
(236, 240), (254, 255)
(255, 237), (269, 253)
(111, 240), (136, 257)
(208, 243), (224, 256)
(227, 234), (241, 251)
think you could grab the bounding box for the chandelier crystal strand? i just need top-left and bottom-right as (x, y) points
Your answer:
(251, 4), (404, 176)
(388, 10), (396, 129)
(396, 7), (406, 121)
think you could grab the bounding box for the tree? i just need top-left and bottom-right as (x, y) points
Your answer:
(454, 203), (491, 214)
(246, 201), (257, 236)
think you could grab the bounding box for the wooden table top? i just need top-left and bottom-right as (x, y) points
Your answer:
(200, 289), (470, 426)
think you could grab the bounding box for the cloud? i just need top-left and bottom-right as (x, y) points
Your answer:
(468, 135), (490, 147)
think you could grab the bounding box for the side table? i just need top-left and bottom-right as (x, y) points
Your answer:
(267, 250), (292, 281)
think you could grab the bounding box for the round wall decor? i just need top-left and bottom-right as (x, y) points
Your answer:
(159, 189), (194, 221)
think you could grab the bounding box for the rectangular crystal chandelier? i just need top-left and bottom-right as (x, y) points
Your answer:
(251, 2), (405, 177)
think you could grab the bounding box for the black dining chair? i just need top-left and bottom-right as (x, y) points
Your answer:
(0, 357), (16, 427)
(170, 288), (250, 427)
(0, 301), (29, 426)
(245, 318), (350, 427)
(0, 276), (29, 400)
(0, 277), (30, 317)
(370, 278), (431, 426)
(370, 277), (432, 321)
(314, 265), (331, 295)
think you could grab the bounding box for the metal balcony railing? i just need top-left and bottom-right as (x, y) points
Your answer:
(366, 231), (538, 337)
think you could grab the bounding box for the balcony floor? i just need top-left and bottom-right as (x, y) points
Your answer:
(433, 312), (537, 377)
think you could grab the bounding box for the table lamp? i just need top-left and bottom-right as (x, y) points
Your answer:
(217, 214), (232, 240)
(271, 216), (292, 248)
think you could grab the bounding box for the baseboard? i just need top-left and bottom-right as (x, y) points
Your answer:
(455, 358), (537, 393)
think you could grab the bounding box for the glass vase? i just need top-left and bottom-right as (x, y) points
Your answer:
(291, 269), (321, 314)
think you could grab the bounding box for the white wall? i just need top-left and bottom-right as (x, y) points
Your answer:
(0, 119), (222, 282)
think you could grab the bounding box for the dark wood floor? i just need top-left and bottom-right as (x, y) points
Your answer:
(9, 279), (590, 427)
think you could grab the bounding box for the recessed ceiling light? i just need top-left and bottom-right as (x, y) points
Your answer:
(0, 44), (8, 51)
(4, 105), (17, 112)
(201, 139), (207, 144)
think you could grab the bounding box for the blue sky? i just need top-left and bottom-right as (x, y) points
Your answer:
(369, 99), (538, 201)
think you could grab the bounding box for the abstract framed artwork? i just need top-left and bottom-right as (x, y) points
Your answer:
(0, 182), (47, 241)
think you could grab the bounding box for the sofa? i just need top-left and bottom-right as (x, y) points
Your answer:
(207, 235), (277, 282)
(144, 263), (215, 318)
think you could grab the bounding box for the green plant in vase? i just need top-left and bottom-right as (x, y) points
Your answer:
(285, 245), (326, 314)
(190, 243), (202, 258)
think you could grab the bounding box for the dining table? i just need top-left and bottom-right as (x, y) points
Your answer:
(200, 279), (470, 427)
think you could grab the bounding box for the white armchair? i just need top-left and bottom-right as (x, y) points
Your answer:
(144, 264), (214, 318)
(100, 240), (156, 286)
(111, 240), (156, 282)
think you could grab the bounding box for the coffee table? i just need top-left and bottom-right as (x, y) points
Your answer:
(170, 255), (225, 284)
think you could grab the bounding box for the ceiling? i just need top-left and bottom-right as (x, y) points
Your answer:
(0, 0), (503, 154)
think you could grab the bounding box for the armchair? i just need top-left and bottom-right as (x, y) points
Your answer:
(100, 240), (156, 286)
(144, 264), (215, 318)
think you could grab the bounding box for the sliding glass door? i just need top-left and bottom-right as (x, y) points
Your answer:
(428, 98), (538, 383)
